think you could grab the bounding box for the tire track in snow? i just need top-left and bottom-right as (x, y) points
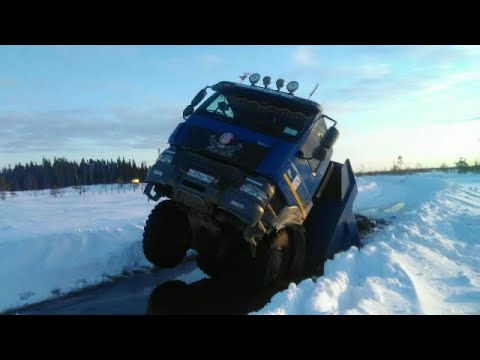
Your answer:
(386, 177), (480, 314)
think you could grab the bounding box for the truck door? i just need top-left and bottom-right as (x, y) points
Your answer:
(284, 120), (327, 216)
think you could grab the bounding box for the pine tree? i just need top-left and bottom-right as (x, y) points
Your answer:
(455, 158), (469, 173)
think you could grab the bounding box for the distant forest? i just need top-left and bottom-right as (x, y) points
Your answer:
(355, 156), (480, 177)
(0, 157), (150, 191)
(1, 154), (478, 193)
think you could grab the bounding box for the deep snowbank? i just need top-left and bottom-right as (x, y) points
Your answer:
(0, 185), (156, 312)
(254, 172), (480, 314)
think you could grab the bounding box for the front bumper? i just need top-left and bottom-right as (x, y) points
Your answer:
(144, 149), (276, 243)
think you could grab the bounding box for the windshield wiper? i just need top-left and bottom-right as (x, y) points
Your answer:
(194, 108), (227, 121)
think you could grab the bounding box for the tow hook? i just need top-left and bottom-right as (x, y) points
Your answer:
(243, 227), (258, 258)
(250, 243), (257, 258)
(144, 183), (162, 201)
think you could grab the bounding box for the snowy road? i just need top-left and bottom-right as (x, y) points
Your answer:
(1, 172), (479, 315)
(9, 260), (294, 315)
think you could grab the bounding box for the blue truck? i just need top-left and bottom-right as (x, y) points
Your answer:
(143, 74), (360, 287)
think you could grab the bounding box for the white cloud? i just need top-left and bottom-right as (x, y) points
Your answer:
(359, 63), (390, 79)
(420, 71), (480, 95)
(292, 46), (317, 67)
(199, 54), (224, 65)
(0, 104), (183, 157)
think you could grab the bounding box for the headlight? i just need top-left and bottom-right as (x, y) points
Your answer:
(157, 148), (176, 164)
(240, 183), (268, 202)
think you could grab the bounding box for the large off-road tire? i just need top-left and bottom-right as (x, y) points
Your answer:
(228, 228), (305, 288)
(143, 200), (192, 268)
(287, 229), (306, 277)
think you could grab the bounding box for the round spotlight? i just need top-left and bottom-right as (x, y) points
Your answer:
(249, 73), (261, 86)
(276, 78), (285, 91)
(286, 81), (299, 94)
(262, 76), (271, 88)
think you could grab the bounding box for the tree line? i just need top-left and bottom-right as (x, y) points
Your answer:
(0, 157), (150, 192)
(454, 158), (480, 173)
(356, 156), (480, 176)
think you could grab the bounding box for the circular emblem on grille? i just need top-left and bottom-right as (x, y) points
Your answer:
(219, 132), (234, 145)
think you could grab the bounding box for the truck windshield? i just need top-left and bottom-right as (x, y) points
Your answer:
(196, 91), (316, 141)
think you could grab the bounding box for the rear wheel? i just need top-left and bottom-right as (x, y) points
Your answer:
(143, 200), (192, 268)
(195, 226), (306, 287)
(229, 228), (305, 288)
(287, 229), (306, 278)
(261, 229), (291, 286)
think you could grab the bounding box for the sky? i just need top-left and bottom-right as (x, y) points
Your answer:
(0, 45), (479, 171)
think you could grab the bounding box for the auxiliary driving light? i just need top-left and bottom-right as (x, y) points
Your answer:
(276, 78), (285, 91)
(286, 81), (299, 94)
(262, 76), (271, 88)
(249, 73), (261, 86)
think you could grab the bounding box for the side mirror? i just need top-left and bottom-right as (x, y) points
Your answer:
(311, 127), (340, 161)
(183, 105), (194, 119)
(312, 146), (328, 161)
(321, 126), (339, 149)
(191, 88), (208, 107)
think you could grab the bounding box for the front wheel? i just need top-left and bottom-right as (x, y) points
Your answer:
(142, 200), (192, 268)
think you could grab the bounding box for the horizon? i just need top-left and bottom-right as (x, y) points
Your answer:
(0, 153), (473, 174)
(1, 45), (479, 171)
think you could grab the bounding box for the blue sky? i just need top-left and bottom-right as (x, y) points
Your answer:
(1, 45), (479, 171)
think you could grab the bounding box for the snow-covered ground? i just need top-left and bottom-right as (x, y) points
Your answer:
(0, 172), (479, 314)
(0, 185), (158, 313)
(254, 172), (480, 315)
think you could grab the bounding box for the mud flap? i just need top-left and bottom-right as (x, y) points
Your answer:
(304, 159), (360, 273)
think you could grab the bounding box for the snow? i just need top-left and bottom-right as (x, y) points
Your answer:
(1, 172), (479, 314)
(254, 172), (480, 314)
(0, 185), (158, 313)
